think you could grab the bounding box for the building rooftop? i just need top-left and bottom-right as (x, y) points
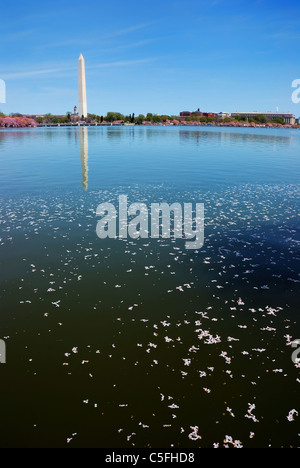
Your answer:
(232, 111), (295, 116)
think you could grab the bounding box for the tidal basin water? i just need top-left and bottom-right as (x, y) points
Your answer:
(0, 126), (299, 448)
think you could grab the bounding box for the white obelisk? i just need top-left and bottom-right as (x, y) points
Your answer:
(78, 54), (87, 118)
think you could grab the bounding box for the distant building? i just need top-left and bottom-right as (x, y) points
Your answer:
(180, 108), (216, 118)
(217, 112), (231, 119)
(202, 112), (216, 118)
(23, 114), (67, 119)
(23, 114), (44, 118)
(231, 111), (296, 125)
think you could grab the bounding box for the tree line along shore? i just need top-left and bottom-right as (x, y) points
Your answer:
(0, 111), (299, 129)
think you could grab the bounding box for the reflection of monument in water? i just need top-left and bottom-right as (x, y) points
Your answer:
(79, 127), (89, 191)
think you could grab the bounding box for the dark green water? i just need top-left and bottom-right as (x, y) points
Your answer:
(0, 126), (299, 448)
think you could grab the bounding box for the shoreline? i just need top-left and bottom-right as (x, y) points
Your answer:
(1, 122), (299, 130)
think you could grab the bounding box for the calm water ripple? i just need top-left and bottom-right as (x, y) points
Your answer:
(0, 127), (299, 448)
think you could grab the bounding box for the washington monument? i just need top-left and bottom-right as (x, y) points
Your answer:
(78, 54), (87, 118)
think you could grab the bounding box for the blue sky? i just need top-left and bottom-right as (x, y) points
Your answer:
(0, 0), (300, 116)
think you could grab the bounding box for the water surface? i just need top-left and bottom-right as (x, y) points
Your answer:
(0, 126), (299, 448)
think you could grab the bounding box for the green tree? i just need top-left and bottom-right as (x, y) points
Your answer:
(106, 112), (125, 122)
(235, 115), (247, 122)
(136, 114), (145, 125)
(105, 112), (115, 122)
(255, 114), (267, 124)
(152, 115), (162, 123)
(271, 117), (285, 125)
(44, 113), (54, 123)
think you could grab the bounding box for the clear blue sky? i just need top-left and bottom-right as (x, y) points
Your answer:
(0, 0), (300, 116)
